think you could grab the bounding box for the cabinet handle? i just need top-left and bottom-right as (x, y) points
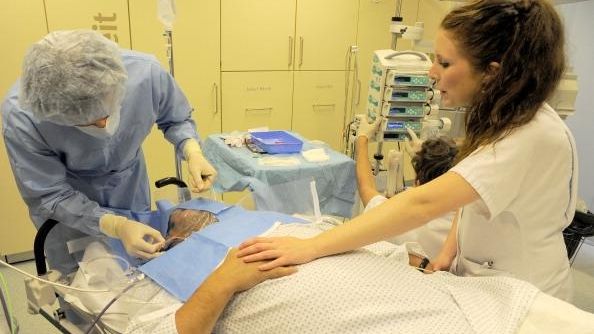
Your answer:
(299, 36), (304, 67)
(245, 107), (273, 113)
(313, 103), (335, 109)
(213, 82), (219, 115)
(356, 79), (361, 106)
(288, 36), (293, 66)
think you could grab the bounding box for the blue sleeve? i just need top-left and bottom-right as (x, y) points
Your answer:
(153, 63), (200, 158)
(2, 106), (109, 236)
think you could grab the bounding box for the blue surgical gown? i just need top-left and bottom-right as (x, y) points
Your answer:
(1, 50), (200, 274)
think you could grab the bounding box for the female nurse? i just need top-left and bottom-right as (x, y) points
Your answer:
(237, 0), (578, 301)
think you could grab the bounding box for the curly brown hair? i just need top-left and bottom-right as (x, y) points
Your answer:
(411, 137), (458, 185)
(441, 0), (565, 161)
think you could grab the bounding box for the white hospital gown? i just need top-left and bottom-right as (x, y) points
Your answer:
(126, 223), (538, 334)
(364, 194), (454, 259)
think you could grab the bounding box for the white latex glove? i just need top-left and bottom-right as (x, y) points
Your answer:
(184, 139), (217, 193)
(99, 214), (165, 259)
(404, 127), (422, 158)
(357, 115), (382, 142)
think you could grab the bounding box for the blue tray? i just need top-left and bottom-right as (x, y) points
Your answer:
(250, 131), (303, 154)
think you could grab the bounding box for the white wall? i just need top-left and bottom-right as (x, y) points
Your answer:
(557, 1), (594, 210)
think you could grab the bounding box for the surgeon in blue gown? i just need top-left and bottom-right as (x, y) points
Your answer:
(1, 30), (217, 274)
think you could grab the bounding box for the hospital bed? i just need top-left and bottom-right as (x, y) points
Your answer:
(21, 180), (594, 334)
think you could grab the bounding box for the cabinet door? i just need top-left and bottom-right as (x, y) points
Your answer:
(128, 1), (221, 206)
(0, 0), (48, 259)
(295, 0), (358, 71)
(221, 0), (296, 71)
(222, 72), (293, 132)
(45, 0), (130, 47)
(175, 0), (221, 137)
(355, 0), (398, 116)
(129, 0), (222, 137)
(292, 71), (346, 150)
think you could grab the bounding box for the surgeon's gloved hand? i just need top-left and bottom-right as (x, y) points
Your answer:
(184, 139), (217, 193)
(357, 115), (382, 143)
(404, 127), (422, 158)
(99, 214), (165, 259)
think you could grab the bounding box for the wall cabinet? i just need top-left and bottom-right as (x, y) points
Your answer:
(295, 0), (358, 71)
(128, 0), (222, 199)
(0, 0), (428, 257)
(222, 72), (294, 132)
(221, 0), (358, 151)
(221, 0), (358, 71)
(292, 71), (347, 150)
(0, 0), (48, 260)
(221, 0), (295, 71)
(45, 0), (131, 47)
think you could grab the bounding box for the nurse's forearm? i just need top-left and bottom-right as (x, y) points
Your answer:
(311, 172), (478, 259)
(312, 187), (432, 257)
(355, 136), (380, 205)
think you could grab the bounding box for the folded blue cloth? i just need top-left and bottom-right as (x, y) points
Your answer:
(138, 198), (307, 301)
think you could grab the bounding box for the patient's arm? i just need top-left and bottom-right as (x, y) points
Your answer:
(408, 253), (434, 273)
(431, 210), (460, 271)
(161, 209), (218, 250)
(175, 248), (296, 334)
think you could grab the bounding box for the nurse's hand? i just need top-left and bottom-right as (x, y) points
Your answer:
(187, 152), (217, 192)
(357, 115), (382, 142)
(100, 214), (165, 259)
(237, 236), (319, 271)
(404, 127), (422, 157)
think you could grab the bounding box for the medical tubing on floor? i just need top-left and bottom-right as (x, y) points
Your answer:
(0, 259), (109, 293)
(84, 279), (143, 334)
(0, 272), (15, 334)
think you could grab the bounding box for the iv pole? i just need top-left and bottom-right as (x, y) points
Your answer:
(158, 0), (188, 201)
(373, 0), (405, 176)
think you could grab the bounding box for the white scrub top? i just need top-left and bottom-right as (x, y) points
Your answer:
(364, 194), (454, 259)
(450, 103), (578, 301)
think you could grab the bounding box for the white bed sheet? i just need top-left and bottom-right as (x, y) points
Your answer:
(65, 222), (594, 334)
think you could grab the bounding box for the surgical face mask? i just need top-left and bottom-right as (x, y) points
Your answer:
(76, 107), (121, 139)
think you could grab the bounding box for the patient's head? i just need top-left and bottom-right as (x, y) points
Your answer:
(162, 209), (219, 250)
(411, 137), (457, 185)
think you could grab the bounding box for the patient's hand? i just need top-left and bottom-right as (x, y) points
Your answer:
(236, 236), (318, 271)
(214, 248), (297, 293)
(408, 253), (434, 274)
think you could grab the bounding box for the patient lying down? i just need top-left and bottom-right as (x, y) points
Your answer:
(68, 211), (594, 334)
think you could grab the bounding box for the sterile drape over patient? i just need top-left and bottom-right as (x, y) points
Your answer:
(104, 198), (307, 301)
